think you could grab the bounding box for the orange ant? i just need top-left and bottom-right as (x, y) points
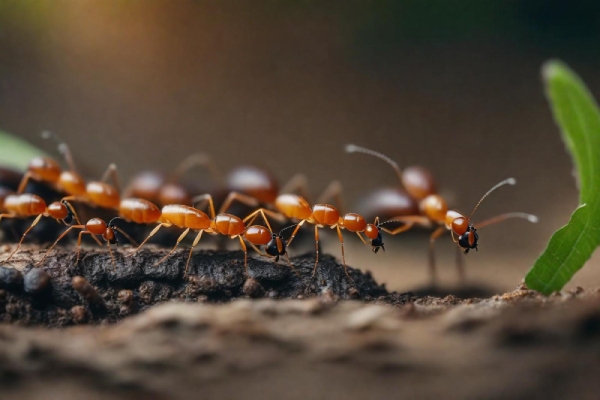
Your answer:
(123, 153), (222, 206)
(17, 131), (121, 210)
(263, 193), (386, 279)
(32, 197), (163, 268)
(126, 152), (342, 218)
(130, 194), (297, 277)
(345, 144), (538, 283)
(37, 216), (131, 267)
(1, 194), (162, 264)
(0, 193), (105, 263)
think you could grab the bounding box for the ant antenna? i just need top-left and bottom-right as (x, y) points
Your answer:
(345, 144), (403, 188)
(469, 177), (516, 220)
(108, 217), (139, 247)
(279, 223), (299, 238)
(41, 130), (77, 172)
(475, 212), (538, 229)
(377, 219), (404, 227)
(170, 153), (223, 184)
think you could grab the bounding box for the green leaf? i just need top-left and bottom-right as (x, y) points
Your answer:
(525, 61), (600, 294)
(0, 130), (46, 171)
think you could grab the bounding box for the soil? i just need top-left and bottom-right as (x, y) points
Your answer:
(0, 246), (599, 399)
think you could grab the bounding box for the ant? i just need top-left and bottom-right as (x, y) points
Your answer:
(1, 194), (162, 264)
(127, 152), (342, 218)
(262, 193), (387, 279)
(346, 144), (538, 283)
(0, 194), (105, 262)
(123, 153), (221, 206)
(17, 131), (121, 210)
(129, 195), (297, 277)
(37, 216), (130, 268)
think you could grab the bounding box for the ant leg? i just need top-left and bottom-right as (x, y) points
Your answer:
(237, 236), (248, 275)
(0, 213), (17, 224)
(284, 253), (300, 277)
(280, 173), (310, 199)
(171, 153), (223, 185)
(113, 227), (139, 247)
(100, 163), (121, 195)
(16, 172), (35, 194)
(191, 193), (216, 220)
(38, 225), (85, 266)
(428, 226), (446, 286)
(184, 230), (204, 277)
(355, 231), (369, 245)
(474, 212), (538, 229)
(243, 208), (285, 229)
(312, 225), (320, 277)
(285, 220), (306, 247)
(219, 192), (260, 215)
(379, 215), (432, 234)
(63, 200), (102, 247)
(3, 214), (43, 263)
(106, 240), (116, 270)
(455, 245), (465, 283)
(243, 209), (272, 231)
(130, 223), (170, 255)
(450, 229), (465, 281)
(317, 180), (344, 213)
(248, 242), (267, 257)
(41, 130), (78, 172)
(76, 230), (96, 264)
(379, 222), (415, 236)
(154, 228), (190, 266)
(335, 225), (352, 280)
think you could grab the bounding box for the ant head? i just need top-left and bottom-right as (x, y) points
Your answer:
(365, 223), (385, 253)
(266, 224), (296, 258)
(266, 235), (286, 258)
(61, 200), (77, 225)
(106, 217), (125, 246)
(457, 225), (478, 254)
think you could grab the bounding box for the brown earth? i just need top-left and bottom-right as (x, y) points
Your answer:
(0, 247), (599, 399)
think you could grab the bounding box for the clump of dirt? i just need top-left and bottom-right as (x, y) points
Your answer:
(0, 247), (407, 326)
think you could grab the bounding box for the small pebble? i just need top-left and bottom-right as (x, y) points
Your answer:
(70, 305), (88, 324)
(23, 268), (51, 295)
(320, 287), (338, 303)
(347, 287), (360, 299)
(118, 289), (134, 305)
(243, 277), (264, 298)
(0, 266), (23, 290)
(72, 276), (106, 311)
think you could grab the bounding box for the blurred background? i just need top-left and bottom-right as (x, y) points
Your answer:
(1, 0), (599, 293)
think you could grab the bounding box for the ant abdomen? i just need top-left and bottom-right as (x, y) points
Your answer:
(213, 214), (245, 236)
(226, 166), (279, 205)
(401, 166), (437, 201)
(355, 187), (418, 222)
(119, 198), (161, 224)
(27, 157), (61, 183)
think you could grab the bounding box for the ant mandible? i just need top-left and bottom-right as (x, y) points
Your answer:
(346, 144), (538, 283)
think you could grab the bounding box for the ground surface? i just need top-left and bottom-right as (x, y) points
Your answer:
(0, 247), (599, 399)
